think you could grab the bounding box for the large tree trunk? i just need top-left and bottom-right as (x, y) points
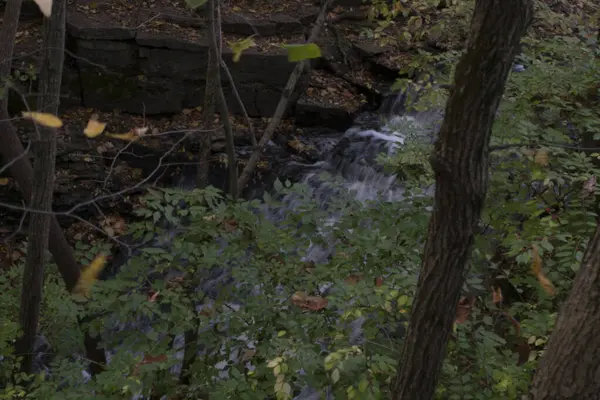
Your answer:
(0, 0), (106, 376)
(391, 1), (533, 399)
(530, 224), (600, 398)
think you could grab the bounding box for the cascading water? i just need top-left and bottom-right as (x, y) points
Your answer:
(13, 103), (441, 399)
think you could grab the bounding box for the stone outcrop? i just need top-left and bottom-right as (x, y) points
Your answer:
(7, 1), (402, 129)
(65, 10), (305, 118)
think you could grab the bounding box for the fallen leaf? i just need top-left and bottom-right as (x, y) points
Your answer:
(148, 290), (160, 302)
(221, 218), (238, 233)
(534, 148), (549, 167)
(455, 295), (475, 324)
(106, 131), (139, 141)
(344, 274), (364, 285)
(582, 175), (596, 196)
(0, 178), (9, 185)
(83, 119), (107, 138)
(133, 354), (168, 376)
(291, 291), (328, 311)
(492, 286), (503, 304)
(73, 254), (107, 298)
(22, 111), (63, 128)
(531, 245), (556, 296)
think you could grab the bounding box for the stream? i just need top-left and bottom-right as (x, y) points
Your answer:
(22, 99), (442, 399)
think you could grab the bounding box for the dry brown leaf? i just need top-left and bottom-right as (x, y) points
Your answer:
(344, 274), (364, 285)
(492, 286), (503, 304)
(133, 354), (168, 376)
(148, 290), (160, 303)
(222, 218), (238, 233)
(531, 245), (556, 296)
(291, 291), (328, 311)
(455, 295), (475, 324)
(534, 148), (549, 167)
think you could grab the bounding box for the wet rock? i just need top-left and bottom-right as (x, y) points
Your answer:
(75, 39), (138, 70)
(353, 41), (390, 59)
(295, 95), (354, 131)
(221, 14), (304, 36)
(135, 32), (208, 52)
(66, 10), (136, 40)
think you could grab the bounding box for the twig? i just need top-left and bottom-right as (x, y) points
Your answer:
(220, 59), (257, 147)
(237, 0), (332, 193)
(490, 142), (600, 152)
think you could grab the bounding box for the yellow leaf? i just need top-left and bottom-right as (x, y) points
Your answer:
(33, 0), (52, 17)
(73, 254), (107, 298)
(84, 119), (107, 138)
(534, 148), (549, 167)
(228, 36), (256, 63)
(22, 112), (63, 128)
(0, 178), (9, 186)
(106, 131), (139, 141)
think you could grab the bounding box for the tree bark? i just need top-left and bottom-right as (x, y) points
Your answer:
(207, 0), (237, 198)
(236, 0), (331, 194)
(16, 138), (56, 373)
(197, 0), (220, 188)
(15, 0), (66, 373)
(0, 0), (80, 295)
(391, 1), (533, 399)
(0, 0), (106, 375)
(530, 224), (600, 399)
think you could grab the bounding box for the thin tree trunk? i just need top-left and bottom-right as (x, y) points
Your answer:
(196, 0), (220, 188)
(15, 0), (65, 374)
(15, 137), (55, 373)
(0, 0), (106, 375)
(206, 0), (237, 198)
(180, 0), (227, 384)
(530, 224), (600, 398)
(236, 0), (331, 194)
(391, 1), (533, 399)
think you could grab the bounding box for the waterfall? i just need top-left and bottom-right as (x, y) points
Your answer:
(10, 103), (441, 399)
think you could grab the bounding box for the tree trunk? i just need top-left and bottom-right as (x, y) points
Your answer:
(15, 0), (66, 374)
(391, 1), (533, 399)
(530, 224), (600, 398)
(0, 0), (80, 294)
(197, 0), (220, 188)
(0, 0), (106, 375)
(206, 0), (237, 198)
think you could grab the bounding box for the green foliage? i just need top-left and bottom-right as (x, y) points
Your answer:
(281, 43), (322, 62)
(184, 0), (207, 9)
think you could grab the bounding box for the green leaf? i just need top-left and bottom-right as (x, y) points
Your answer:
(185, 0), (207, 8)
(281, 43), (322, 62)
(228, 36), (257, 63)
(331, 368), (340, 384)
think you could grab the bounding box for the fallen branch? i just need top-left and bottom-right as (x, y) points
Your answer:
(236, 0), (332, 193)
